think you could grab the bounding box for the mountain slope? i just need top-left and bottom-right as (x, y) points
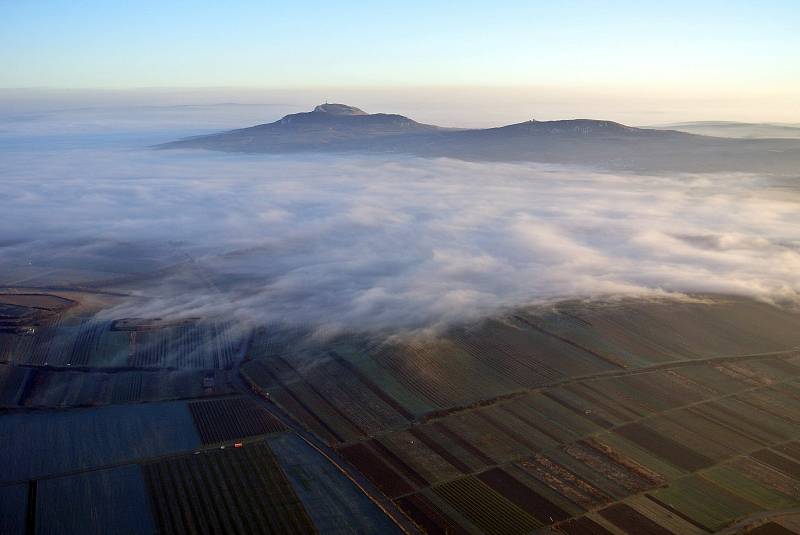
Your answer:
(160, 104), (800, 173)
(159, 103), (447, 153)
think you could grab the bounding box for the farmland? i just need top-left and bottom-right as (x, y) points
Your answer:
(240, 296), (800, 534)
(3, 318), (244, 370)
(0, 293), (76, 338)
(0, 365), (235, 408)
(268, 432), (402, 534)
(0, 293), (244, 370)
(188, 396), (286, 444)
(0, 401), (200, 483)
(0, 404), (404, 534)
(6, 289), (800, 533)
(0, 290), (408, 534)
(143, 442), (315, 534)
(36, 465), (155, 535)
(0, 484), (27, 535)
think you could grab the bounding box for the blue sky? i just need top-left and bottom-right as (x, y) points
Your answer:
(1, 0), (798, 91)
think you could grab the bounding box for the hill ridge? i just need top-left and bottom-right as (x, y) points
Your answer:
(158, 103), (800, 174)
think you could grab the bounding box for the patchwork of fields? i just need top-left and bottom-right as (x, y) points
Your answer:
(6, 289), (800, 534)
(0, 290), (405, 534)
(242, 297), (800, 534)
(1, 317), (243, 369)
(0, 293), (243, 406)
(0, 401), (201, 483)
(0, 394), (400, 534)
(0, 365), (235, 408)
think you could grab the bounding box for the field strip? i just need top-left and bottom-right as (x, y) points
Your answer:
(378, 361), (800, 530)
(414, 348), (800, 429)
(4, 349), (795, 488)
(716, 507), (800, 535)
(0, 286), (131, 297)
(0, 432), (278, 488)
(233, 358), (423, 534)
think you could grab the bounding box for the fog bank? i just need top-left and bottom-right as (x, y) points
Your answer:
(1, 106), (798, 332)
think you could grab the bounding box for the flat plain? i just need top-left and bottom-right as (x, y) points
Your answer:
(4, 287), (800, 534)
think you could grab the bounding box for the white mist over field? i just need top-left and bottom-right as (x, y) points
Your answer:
(1, 103), (799, 332)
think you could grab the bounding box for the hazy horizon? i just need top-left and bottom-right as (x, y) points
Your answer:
(3, 1), (799, 124)
(2, 86), (800, 132)
(2, 103), (799, 335)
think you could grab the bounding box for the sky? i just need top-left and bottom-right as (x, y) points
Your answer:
(1, 0), (798, 122)
(1, 1), (799, 332)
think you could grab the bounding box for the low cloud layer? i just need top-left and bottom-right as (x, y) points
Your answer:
(1, 108), (799, 333)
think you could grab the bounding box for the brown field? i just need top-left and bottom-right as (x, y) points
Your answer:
(396, 492), (469, 535)
(0, 293), (76, 311)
